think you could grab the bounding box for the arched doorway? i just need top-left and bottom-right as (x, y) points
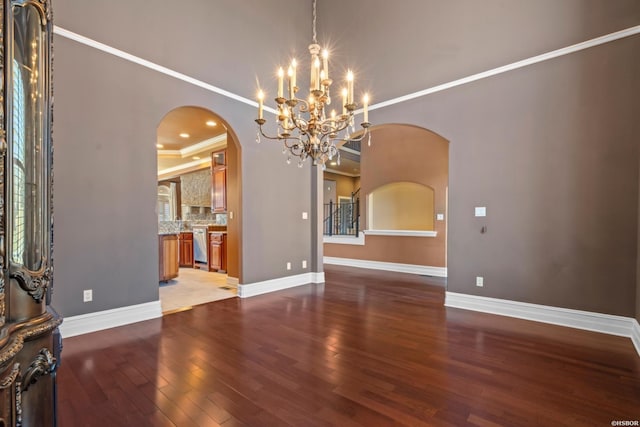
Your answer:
(156, 106), (242, 312)
(323, 123), (449, 278)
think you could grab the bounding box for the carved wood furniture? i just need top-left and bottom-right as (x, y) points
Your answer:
(0, 0), (62, 425)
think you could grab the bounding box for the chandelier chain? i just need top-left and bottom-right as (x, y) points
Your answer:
(312, 0), (317, 44)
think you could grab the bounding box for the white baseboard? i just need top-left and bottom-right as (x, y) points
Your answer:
(238, 272), (325, 298)
(324, 256), (447, 277)
(446, 292), (640, 357)
(632, 319), (640, 356)
(59, 301), (162, 338)
(226, 276), (239, 286)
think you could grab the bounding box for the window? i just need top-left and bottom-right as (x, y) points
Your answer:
(12, 59), (26, 262)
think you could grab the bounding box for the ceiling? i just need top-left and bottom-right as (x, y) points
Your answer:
(157, 106), (227, 180)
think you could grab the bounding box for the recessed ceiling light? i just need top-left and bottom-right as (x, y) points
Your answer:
(206, 120), (217, 127)
(330, 161), (337, 166)
(192, 156), (201, 160)
(179, 133), (190, 138)
(156, 144), (164, 149)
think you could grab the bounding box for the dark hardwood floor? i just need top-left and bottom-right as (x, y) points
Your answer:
(58, 266), (640, 426)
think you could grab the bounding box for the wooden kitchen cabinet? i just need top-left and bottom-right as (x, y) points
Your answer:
(159, 234), (179, 281)
(211, 149), (227, 213)
(208, 232), (227, 272)
(179, 232), (194, 267)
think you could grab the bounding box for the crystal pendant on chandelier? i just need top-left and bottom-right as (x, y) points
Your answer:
(253, 0), (371, 167)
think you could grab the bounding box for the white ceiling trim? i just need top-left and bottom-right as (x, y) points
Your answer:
(54, 24), (640, 117)
(339, 146), (360, 156)
(325, 168), (359, 177)
(158, 158), (211, 179)
(158, 134), (227, 158)
(53, 26), (278, 115)
(362, 25), (640, 114)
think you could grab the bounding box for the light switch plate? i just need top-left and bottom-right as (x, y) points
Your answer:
(229, 211), (233, 219)
(475, 207), (486, 217)
(437, 213), (444, 221)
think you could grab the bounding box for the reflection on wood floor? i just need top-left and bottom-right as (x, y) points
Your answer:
(59, 266), (640, 426)
(159, 267), (236, 313)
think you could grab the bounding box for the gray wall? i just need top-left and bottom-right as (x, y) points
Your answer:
(51, 0), (640, 320)
(53, 0), (313, 317)
(320, 0), (640, 317)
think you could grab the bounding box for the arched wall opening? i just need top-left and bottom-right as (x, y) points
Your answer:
(324, 123), (448, 272)
(156, 106), (242, 283)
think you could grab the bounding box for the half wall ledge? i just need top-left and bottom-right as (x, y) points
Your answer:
(364, 230), (438, 237)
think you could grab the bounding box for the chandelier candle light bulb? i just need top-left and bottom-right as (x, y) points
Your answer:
(322, 49), (329, 81)
(314, 57), (322, 91)
(291, 59), (297, 89)
(277, 67), (284, 99)
(257, 90), (264, 120)
(288, 66), (295, 98)
(347, 70), (354, 105)
(363, 93), (369, 123)
(341, 88), (348, 115)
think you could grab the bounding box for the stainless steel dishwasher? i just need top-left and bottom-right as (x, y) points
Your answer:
(192, 227), (208, 264)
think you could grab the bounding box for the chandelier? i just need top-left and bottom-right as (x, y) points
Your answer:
(255, 0), (371, 168)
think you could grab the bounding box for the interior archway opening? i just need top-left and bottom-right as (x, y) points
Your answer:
(323, 123), (449, 279)
(156, 105), (242, 313)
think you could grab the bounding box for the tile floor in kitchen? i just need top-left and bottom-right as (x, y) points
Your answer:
(159, 268), (236, 313)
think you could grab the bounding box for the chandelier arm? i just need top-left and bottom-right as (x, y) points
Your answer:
(293, 117), (310, 133)
(333, 126), (370, 144)
(331, 120), (351, 135)
(256, 123), (285, 141)
(282, 136), (305, 148)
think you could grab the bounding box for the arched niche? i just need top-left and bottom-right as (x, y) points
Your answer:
(368, 182), (435, 231)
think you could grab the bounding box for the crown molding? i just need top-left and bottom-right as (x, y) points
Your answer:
(54, 24), (640, 118)
(325, 168), (359, 177)
(339, 146), (361, 156)
(363, 25), (640, 114)
(158, 157), (212, 179)
(52, 26), (278, 115)
(158, 134), (227, 158)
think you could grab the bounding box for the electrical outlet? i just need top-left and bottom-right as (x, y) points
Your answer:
(83, 289), (93, 302)
(302, 260), (307, 269)
(302, 212), (308, 220)
(476, 277), (484, 287)
(286, 262), (291, 270)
